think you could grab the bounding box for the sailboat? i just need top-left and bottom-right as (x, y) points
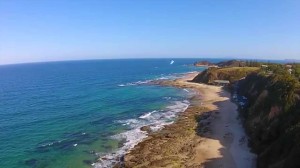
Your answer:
(170, 60), (174, 65)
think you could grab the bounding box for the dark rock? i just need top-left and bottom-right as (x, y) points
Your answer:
(83, 160), (93, 165)
(140, 126), (152, 134)
(24, 159), (38, 167)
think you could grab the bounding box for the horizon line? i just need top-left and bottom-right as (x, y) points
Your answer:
(1, 57), (297, 67)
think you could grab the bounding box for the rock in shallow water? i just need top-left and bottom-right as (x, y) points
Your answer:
(140, 126), (152, 134)
(24, 158), (38, 167)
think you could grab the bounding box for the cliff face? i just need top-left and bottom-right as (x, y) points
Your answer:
(237, 73), (300, 168)
(191, 68), (218, 84)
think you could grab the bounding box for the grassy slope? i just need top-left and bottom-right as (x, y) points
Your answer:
(219, 67), (260, 71)
(192, 67), (260, 84)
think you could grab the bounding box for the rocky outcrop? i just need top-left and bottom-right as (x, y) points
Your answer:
(193, 61), (216, 67)
(140, 126), (152, 134)
(191, 68), (218, 84)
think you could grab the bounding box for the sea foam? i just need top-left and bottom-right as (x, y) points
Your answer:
(118, 80), (153, 87)
(117, 71), (196, 87)
(93, 100), (190, 168)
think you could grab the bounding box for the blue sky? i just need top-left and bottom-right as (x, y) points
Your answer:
(0, 0), (299, 64)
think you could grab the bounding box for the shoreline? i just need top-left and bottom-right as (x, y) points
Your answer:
(116, 72), (256, 168)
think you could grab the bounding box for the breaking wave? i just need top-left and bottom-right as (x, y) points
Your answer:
(93, 100), (190, 168)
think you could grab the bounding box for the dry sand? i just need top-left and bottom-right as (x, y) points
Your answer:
(116, 72), (256, 168)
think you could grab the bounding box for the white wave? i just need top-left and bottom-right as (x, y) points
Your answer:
(139, 110), (157, 119)
(118, 71), (198, 87)
(116, 119), (142, 128)
(135, 80), (152, 85)
(40, 142), (54, 147)
(163, 97), (172, 100)
(122, 71), (200, 86)
(156, 76), (169, 80)
(155, 72), (196, 81)
(94, 128), (148, 168)
(155, 74), (179, 80)
(183, 89), (190, 93)
(117, 80), (152, 87)
(93, 100), (190, 168)
(149, 121), (174, 132)
(186, 71), (198, 74)
(166, 100), (190, 113)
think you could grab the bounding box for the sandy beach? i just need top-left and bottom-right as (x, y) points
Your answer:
(115, 72), (256, 168)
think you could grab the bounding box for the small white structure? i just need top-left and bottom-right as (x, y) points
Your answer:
(286, 64), (292, 68)
(213, 80), (230, 86)
(261, 65), (268, 68)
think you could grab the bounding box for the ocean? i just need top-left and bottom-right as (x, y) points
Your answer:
(0, 59), (216, 168)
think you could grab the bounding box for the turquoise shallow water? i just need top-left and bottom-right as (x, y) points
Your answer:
(0, 59), (215, 168)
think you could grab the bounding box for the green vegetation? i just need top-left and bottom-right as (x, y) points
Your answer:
(192, 66), (260, 84)
(193, 59), (264, 68)
(245, 60), (262, 67)
(291, 64), (300, 80)
(220, 66), (260, 72)
(238, 72), (300, 168)
(192, 59), (300, 167)
(258, 62), (300, 81)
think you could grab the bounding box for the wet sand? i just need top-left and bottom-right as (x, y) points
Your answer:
(117, 72), (255, 168)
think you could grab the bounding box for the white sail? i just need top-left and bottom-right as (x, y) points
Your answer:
(170, 60), (174, 65)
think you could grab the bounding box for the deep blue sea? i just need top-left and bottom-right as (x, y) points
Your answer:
(0, 59), (219, 168)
